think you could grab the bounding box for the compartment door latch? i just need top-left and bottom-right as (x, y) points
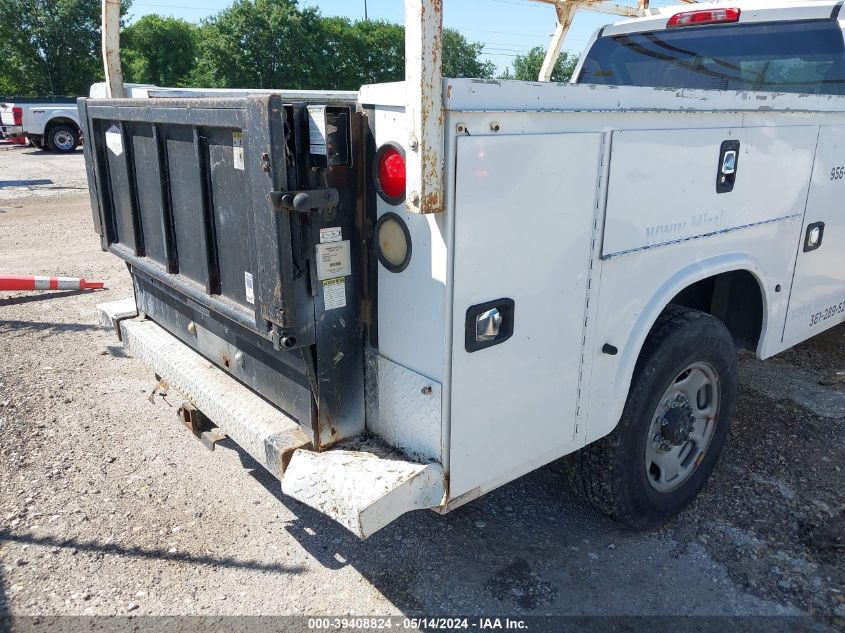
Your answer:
(716, 140), (740, 194)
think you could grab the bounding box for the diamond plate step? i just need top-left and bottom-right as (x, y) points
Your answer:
(283, 438), (445, 538)
(98, 298), (311, 480)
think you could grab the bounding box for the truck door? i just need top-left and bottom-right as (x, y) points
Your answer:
(448, 132), (604, 499)
(782, 126), (845, 347)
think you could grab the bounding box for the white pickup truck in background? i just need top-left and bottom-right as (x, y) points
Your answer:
(0, 101), (81, 152)
(82, 0), (845, 538)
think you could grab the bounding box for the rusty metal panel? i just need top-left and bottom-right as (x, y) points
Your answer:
(404, 0), (445, 215)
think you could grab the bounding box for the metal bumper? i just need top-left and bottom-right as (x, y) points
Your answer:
(97, 298), (445, 538)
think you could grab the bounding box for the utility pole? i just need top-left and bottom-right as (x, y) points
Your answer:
(364, 0), (368, 20)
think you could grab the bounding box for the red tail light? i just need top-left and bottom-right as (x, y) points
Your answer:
(375, 145), (406, 204)
(667, 8), (740, 28)
(12, 106), (23, 126)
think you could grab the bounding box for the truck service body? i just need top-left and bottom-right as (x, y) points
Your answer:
(83, 0), (845, 537)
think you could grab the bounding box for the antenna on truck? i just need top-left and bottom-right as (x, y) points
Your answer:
(530, 0), (699, 81)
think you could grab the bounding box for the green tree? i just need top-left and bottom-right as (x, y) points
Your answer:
(507, 45), (579, 83)
(309, 20), (492, 89)
(443, 30), (495, 80)
(314, 17), (405, 89)
(188, 0), (494, 91)
(189, 0), (324, 89)
(122, 15), (198, 86)
(0, 0), (131, 97)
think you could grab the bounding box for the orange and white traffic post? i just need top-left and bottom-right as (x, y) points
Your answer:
(0, 274), (104, 291)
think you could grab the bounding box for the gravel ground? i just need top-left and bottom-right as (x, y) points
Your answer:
(0, 144), (842, 623)
(0, 144), (87, 201)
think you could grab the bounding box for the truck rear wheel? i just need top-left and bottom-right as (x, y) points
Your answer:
(566, 306), (737, 529)
(46, 124), (79, 153)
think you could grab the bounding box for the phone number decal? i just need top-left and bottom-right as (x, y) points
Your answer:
(809, 299), (845, 327)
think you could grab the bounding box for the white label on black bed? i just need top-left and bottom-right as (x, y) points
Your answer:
(315, 240), (351, 280)
(232, 131), (244, 170)
(322, 277), (346, 310)
(244, 271), (254, 304)
(105, 125), (123, 156)
(320, 227), (342, 243)
(307, 105), (327, 156)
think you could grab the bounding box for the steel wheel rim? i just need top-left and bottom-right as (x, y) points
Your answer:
(644, 361), (720, 493)
(53, 131), (74, 150)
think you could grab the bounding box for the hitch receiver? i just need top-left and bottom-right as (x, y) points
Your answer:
(179, 402), (228, 452)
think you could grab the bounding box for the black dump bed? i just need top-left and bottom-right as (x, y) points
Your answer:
(78, 95), (366, 448)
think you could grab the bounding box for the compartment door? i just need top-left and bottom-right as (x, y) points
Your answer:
(602, 126), (818, 259)
(783, 126), (845, 347)
(449, 132), (603, 499)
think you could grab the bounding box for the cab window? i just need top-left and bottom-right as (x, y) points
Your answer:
(578, 19), (845, 95)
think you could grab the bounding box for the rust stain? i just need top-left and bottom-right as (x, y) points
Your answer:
(278, 436), (312, 473)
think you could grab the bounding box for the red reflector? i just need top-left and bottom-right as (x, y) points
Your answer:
(377, 147), (406, 201)
(12, 106), (23, 126)
(667, 7), (740, 27)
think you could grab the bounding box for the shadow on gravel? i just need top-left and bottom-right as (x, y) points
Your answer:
(0, 320), (102, 334)
(223, 441), (663, 615)
(0, 562), (6, 616)
(0, 289), (90, 307)
(0, 530), (306, 576)
(211, 354), (845, 618)
(0, 179), (52, 187)
(17, 149), (81, 156)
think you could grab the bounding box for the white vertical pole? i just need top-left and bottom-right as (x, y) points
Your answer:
(404, 0), (445, 215)
(102, 0), (125, 98)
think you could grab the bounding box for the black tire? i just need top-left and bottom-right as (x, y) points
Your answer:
(46, 124), (79, 153)
(566, 305), (738, 530)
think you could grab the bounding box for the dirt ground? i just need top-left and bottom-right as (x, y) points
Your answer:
(0, 144), (87, 201)
(0, 145), (842, 624)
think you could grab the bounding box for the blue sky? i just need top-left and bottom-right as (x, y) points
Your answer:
(125, 0), (626, 73)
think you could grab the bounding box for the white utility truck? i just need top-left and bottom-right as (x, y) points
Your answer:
(0, 101), (81, 152)
(84, 0), (845, 537)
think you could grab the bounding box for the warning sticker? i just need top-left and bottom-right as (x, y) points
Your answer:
(105, 125), (123, 156)
(323, 277), (346, 310)
(232, 131), (244, 170)
(307, 105), (327, 156)
(319, 227), (342, 243)
(244, 271), (254, 304)
(315, 240), (351, 281)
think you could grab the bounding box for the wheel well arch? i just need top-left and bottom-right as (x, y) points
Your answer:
(45, 117), (80, 137)
(590, 257), (770, 445)
(667, 269), (764, 352)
